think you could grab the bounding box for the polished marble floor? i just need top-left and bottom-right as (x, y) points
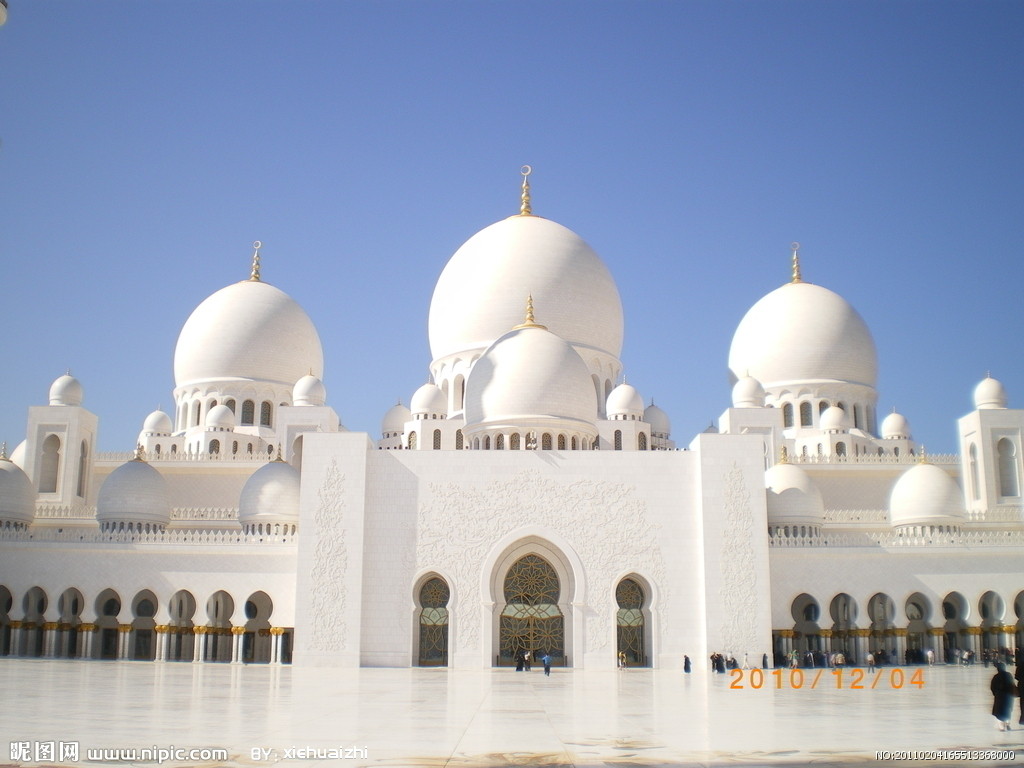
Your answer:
(2, 660), (1023, 767)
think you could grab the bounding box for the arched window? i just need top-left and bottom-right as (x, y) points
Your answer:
(409, 432), (418, 450)
(783, 403), (794, 428)
(638, 432), (647, 451)
(225, 399), (236, 413)
(209, 439), (220, 455)
(433, 430), (441, 450)
(496, 434), (505, 450)
(418, 578), (450, 666)
(819, 401), (829, 414)
(571, 436), (578, 450)
(241, 400), (255, 425)
(510, 433), (520, 450)
(483, 435), (491, 450)
(77, 440), (88, 497)
(499, 554), (563, 667)
(557, 434), (566, 450)
(836, 442), (846, 457)
(455, 430), (464, 450)
(614, 430), (622, 451)
(39, 434), (61, 493)
(998, 438), (1019, 497)
(799, 402), (813, 427)
(542, 433), (552, 450)
(616, 578), (647, 667)
(260, 401), (273, 427)
(853, 404), (862, 430)
(969, 444), (980, 501)
(192, 401), (201, 427)
(455, 375), (466, 412)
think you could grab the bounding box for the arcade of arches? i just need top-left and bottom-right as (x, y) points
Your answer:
(778, 589), (1024, 665)
(0, 586), (292, 664)
(415, 555), (651, 668)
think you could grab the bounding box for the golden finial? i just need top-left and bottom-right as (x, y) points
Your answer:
(779, 445), (790, 464)
(917, 445), (927, 464)
(0, 442), (8, 461)
(249, 240), (262, 282)
(133, 444), (145, 461)
(513, 294), (547, 330)
(275, 445), (283, 462)
(519, 165), (533, 216)
(790, 242), (802, 284)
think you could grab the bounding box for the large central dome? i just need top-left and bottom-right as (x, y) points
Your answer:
(174, 279), (323, 388)
(428, 215), (624, 363)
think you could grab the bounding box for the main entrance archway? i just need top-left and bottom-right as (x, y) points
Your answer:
(498, 554), (564, 667)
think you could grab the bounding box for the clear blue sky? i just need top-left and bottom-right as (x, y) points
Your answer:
(1, 0), (1021, 455)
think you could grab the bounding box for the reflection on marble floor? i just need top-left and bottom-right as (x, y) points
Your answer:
(2, 661), (1023, 767)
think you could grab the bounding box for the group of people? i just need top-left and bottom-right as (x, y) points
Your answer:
(513, 648), (553, 675)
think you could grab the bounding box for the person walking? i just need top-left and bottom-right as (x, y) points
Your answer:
(991, 662), (1016, 731)
(1015, 661), (1024, 725)
(542, 653), (552, 676)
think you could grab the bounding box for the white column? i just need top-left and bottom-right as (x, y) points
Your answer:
(118, 626), (132, 660)
(193, 628), (206, 662)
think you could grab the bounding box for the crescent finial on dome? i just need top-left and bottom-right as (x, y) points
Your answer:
(790, 242), (802, 284)
(0, 442), (7, 461)
(513, 294), (547, 330)
(519, 165), (533, 216)
(917, 445), (927, 464)
(249, 240), (262, 282)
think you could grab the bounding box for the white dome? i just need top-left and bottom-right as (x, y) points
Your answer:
(49, 374), (83, 406)
(729, 281), (877, 389)
(881, 410), (911, 440)
(10, 440), (27, 469)
(0, 456), (35, 526)
(142, 410), (173, 435)
(428, 215), (623, 363)
(765, 463), (824, 525)
(464, 324), (597, 433)
(381, 402), (411, 436)
(293, 374), (326, 406)
(732, 376), (766, 408)
(974, 375), (1007, 409)
(239, 460), (300, 525)
(644, 403), (671, 437)
(174, 279), (323, 389)
(205, 404), (236, 430)
(97, 459), (171, 528)
(889, 463), (966, 527)
(606, 383), (644, 419)
(410, 383), (447, 418)
(819, 405), (849, 433)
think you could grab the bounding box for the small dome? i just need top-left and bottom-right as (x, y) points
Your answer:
(142, 410), (173, 435)
(729, 281), (877, 389)
(644, 402), (671, 437)
(889, 463), (966, 527)
(381, 402), (411, 436)
(881, 410), (911, 440)
(606, 383), (644, 419)
(464, 324), (597, 434)
(765, 462), (824, 525)
(732, 376), (766, 408)
(205, 404), (236, 430)
(974, 375), (1007, 409)
(49, 374), (83, 406)
(410, 383), (447, 418)
(293, 374), (326, 406)
(97, 459), (171, 528)
(819, 406), (849, 433)
(239, 460), (300, 526)
(0, 455), (35, 526)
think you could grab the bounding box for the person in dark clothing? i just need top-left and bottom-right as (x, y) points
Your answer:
(1015, 662), (1024, 725)
(683, 655), (691, 673)
(542, 653), (552, 676)
(991, 662), (1016, 731)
